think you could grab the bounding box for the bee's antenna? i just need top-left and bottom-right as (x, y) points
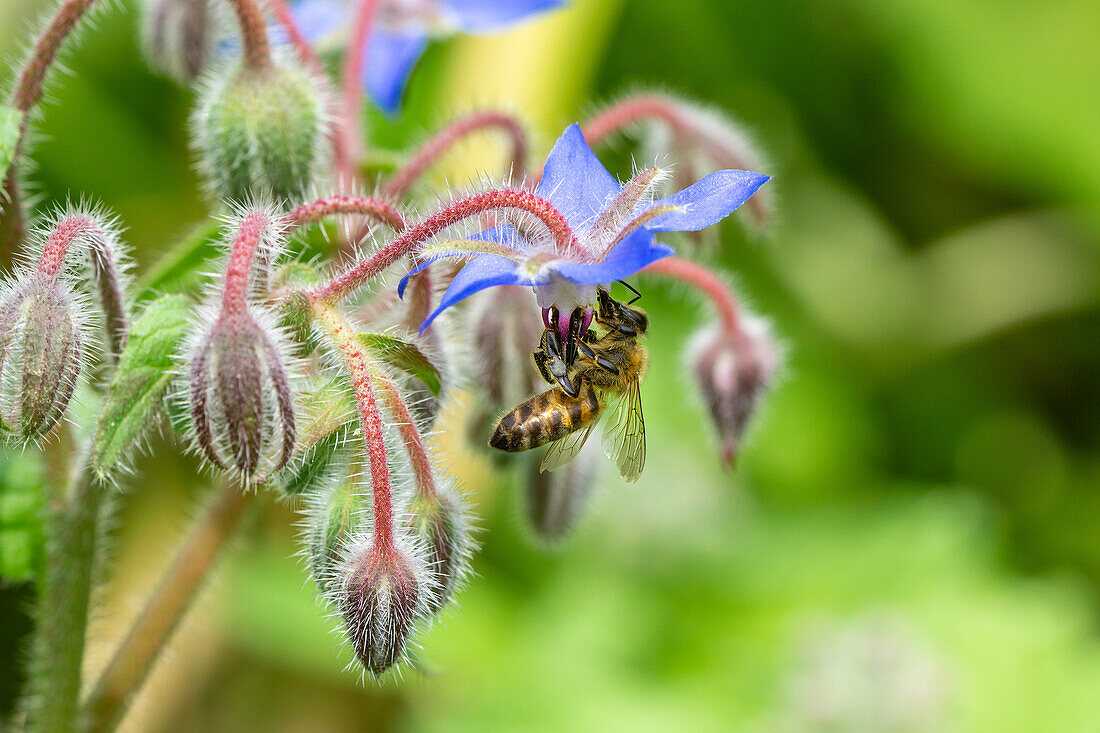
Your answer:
(618, 279), (642, 305)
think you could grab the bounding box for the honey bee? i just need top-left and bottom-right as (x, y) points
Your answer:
(489, 286), (649, 483)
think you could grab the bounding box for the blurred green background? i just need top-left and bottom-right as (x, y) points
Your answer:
(3, 0), (1100, 730)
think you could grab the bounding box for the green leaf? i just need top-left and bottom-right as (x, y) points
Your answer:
(0, 105), (22, 173)
(93, 294), (193, 478)
(279, 427), (350, 498)
(277, 379), (354, 498)
(357, 332), (443, 396)
(0, 452), (45, 583)
(135, 220), (223, 300)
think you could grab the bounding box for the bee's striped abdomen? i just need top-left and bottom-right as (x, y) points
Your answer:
(490, 384), (601, 452)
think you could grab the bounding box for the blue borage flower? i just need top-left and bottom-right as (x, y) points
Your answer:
(397, 124), (769, 332)
(292, 0), (565, 112)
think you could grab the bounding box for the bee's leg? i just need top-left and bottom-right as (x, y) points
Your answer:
(563, 308), (585, 367)
(576, 339), (620, 375)
(541, 327), (579, 398)
(533, 349), (555, 385)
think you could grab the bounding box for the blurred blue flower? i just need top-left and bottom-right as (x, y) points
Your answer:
(292, 0), (565, 112)
(399, 124), (770, 331)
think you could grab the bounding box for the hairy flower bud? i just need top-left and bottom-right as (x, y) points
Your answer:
(0, 278), (83, 441)
(689, 316), (778, 467)
(188, 307), (296, 477)
(407, 484), (471, 613)
(0, 206), (130, 442)
(524, 438), (601, 543)
(306, 451), (363, 585)
(192, 60), (327, 202)
(339, 539), (430, 675)
(140, 0), (217, 82)
(470, 285), (545, 410)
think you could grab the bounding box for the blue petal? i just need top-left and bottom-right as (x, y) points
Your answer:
(536, 124), (619, 230)
(396, 231), (524, 296)
(363, 30), (429, 113)
(646, 170), (770, 233)
(418, 255), (533, 332)
(443, 0), (565, 32)
(291, 0), (348, 42)
(471, 223), (526, 248)
(553, 231), (675, 285)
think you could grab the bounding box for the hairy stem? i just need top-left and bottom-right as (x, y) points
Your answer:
(226, 0), (272, 71)
(309, 188), (576, 303)
(285, 195), (406, 232)
(373, 371), (436, 500)
(81, 482), (251, 733)
(220, 209), (273, 316)
(312, 301), (396, 552)
(644, 256), (742, 334)
(335, 0), (380, 182)
(24, 459), (106, 733)
(385, 111), (530, 200)
(1, 0), (101, 262)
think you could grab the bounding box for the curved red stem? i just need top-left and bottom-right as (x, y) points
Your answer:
(286, 195), (407, 232)
(335, 0), (380, 183)
(385, 111), (530, 200)
(226, 0), (272, 71)
(309, 188), (577, 303)
(644, 256), (742, 334)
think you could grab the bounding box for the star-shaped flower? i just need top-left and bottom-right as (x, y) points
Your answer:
(398, 124), (770, 331)
(292, 0), (565, 112)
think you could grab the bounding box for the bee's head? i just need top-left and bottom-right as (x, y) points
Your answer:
(597, 288), (648, 337)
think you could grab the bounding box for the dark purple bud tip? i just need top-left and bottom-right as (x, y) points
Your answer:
(188, 308), (296, 477)
(0, 279), (84, 442)
(690, 316), (779, 468)
(340, 542), (426, 675)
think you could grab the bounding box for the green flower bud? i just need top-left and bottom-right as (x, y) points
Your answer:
(192, 61), (328, 202)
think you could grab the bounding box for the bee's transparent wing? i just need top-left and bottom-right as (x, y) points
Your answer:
(540, 425), (596, 474)
(602, 378), (646, 483)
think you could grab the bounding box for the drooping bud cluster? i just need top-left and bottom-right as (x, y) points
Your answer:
(192, 58), (328, 203)
(0, 206), (129, 442)
(140, 0), (217, 82)
(689, 314), (778, 467)
(187, 207), (297, 478)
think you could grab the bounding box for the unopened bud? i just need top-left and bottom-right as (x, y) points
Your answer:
(188, 307), (296, 477)
(470, 285), (545, 412)
(689, 316), (778, 467)
(339, 539), (429, 675)
(192, 60), (327, 202)
(0, 206), (129, 442)
(306, 453), (363, 584)
(141, 0), (217, 82)
(0, 278), (83, 442)
(407, 484), (471, 613)
(524, 438), (601, 543)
